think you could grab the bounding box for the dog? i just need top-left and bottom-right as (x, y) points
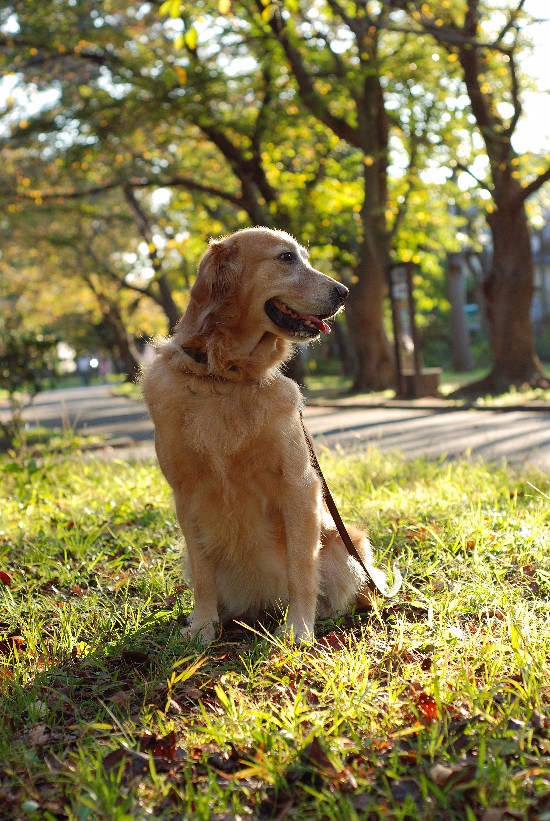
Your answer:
(142, 227), (401, 644)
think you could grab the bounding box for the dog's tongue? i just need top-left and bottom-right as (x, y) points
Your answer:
(302, 314), (331, 334)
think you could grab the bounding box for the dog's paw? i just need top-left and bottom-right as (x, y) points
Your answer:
(181, 616), (218, 645)
(275, 621), (315, 645)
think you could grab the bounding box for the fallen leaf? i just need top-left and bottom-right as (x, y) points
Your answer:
(208, 745), (244, 775)
(102, 732), (182, 779)
(178, 684), (202, 701)
(109, 690), (131, 708)
(289, 736), (357, 790)
(0, 571), (12, 586)
(102, 747), (142, 775)
(302, 737), (334, 771)
(390, 778), (423, 807)
(429, 761), (477, 791)
(120, 649), (151, 667)
(27, 723), (51, 747)
(34, 700), (48, 718)
(317, 630), (346, 651)
(530, 709), (547, 732)
(482, 809), (524, 821)
(416, 691), (438, 720)
(140, 730), (177, 759)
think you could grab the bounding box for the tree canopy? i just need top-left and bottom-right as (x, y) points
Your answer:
(0, 0), (548, 390)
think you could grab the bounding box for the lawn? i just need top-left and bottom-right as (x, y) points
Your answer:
(1, 445), (550, 820)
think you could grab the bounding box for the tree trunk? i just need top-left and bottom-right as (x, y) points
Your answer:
(346, 110), (395, 392)
(100, 300), (142, 381)
(464, 251), (490, 339)
(346, 257), (395, 392)
(447, 253), (474, 372)
(282, 347), (306, 384)
(457, 196), (544, 396)
(481, 199), (544, 389)
(156, 274), (182, 332)
(331, 318), (355, 378)
(449, 4), (546, 395)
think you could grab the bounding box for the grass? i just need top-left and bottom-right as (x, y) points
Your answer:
(304, 370), (550, 407)
(1, 445), (550, 819)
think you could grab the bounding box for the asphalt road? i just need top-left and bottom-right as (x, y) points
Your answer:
(4, 383), (550, 470)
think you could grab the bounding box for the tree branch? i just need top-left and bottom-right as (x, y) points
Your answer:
(453, 160), (494, 195)
(520, 164), (550, 203)
(2, 175), (241, 205)
(494, 0), (527, 47)
(122, 185), (181, 329)
(259, 1), (362, 149)
(84, 238), (154, 301)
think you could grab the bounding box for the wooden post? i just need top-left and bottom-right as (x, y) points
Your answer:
(388, 262), (441, 399)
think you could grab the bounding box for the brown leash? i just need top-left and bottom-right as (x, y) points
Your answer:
(300, 411), (402, 597)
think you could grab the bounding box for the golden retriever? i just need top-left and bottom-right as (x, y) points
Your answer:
(142, 227), (401, 644)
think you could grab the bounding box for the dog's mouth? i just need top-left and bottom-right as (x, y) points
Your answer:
(264, 298), (333, 339)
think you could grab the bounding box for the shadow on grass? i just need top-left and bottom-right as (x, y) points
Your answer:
(3, 600), (550, 819)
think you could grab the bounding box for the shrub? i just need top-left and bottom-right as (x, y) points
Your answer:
(0, 326), (58, 444)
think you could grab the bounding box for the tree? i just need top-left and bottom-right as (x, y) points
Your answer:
(5, 0), (541, 394)
(0, 187), (168, 379)
(231, 0), (471, 389)
(400, 0), (550, 392)
(2, 0), (466, 392)
(1, 3), (332, 309)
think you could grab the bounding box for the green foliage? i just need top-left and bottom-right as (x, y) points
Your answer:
(0, 324), (58, 442)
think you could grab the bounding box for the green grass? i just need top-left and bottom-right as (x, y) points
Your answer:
(1, 446), (550, 819)
(303, 370), (550, 406)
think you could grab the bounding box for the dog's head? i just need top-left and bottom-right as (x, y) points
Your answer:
(186, 227), (348, 342)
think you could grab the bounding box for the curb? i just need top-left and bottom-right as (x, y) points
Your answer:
(306, 398), (550, 414)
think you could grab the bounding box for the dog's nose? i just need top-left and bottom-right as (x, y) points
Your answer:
(334, 282), (349, 302)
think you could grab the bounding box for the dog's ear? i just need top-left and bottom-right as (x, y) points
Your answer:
(191, 237), (241, 306)
(178, 236), (242, 341)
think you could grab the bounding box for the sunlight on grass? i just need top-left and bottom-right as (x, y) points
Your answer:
(1, 447), (549, 819)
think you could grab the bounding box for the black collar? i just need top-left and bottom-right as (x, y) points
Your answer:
(181, 346), (208, 365)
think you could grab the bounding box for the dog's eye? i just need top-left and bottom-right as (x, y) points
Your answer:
(278, 251), (295, 263)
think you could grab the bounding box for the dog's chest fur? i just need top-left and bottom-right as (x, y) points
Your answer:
(143, 359), (318, 561)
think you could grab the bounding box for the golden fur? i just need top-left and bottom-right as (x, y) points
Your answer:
(142, 227), (400, 643)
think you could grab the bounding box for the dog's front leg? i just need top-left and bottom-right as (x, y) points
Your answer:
(183, 552), (219, 643)
(279, 477), (322, 643)
(181, 529), (219, 644)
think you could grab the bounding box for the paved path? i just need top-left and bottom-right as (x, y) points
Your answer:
(305, 402), (550, 469)
(4, 384), (550, 470)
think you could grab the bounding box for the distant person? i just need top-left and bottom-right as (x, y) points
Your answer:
(76, 355), (91, 385)
(99, 359), (114, 377)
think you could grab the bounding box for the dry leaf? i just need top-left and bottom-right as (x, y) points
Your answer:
(109, 690), (131, 708)
(416, 691), (439, 720)
(429, 763), (459, 787)
(27, 723), (51, 747)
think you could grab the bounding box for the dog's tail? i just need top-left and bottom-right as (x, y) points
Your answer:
(343, 524), (402, 597)
(365, 559), (403, 598)
(321, 518), (403, 605)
